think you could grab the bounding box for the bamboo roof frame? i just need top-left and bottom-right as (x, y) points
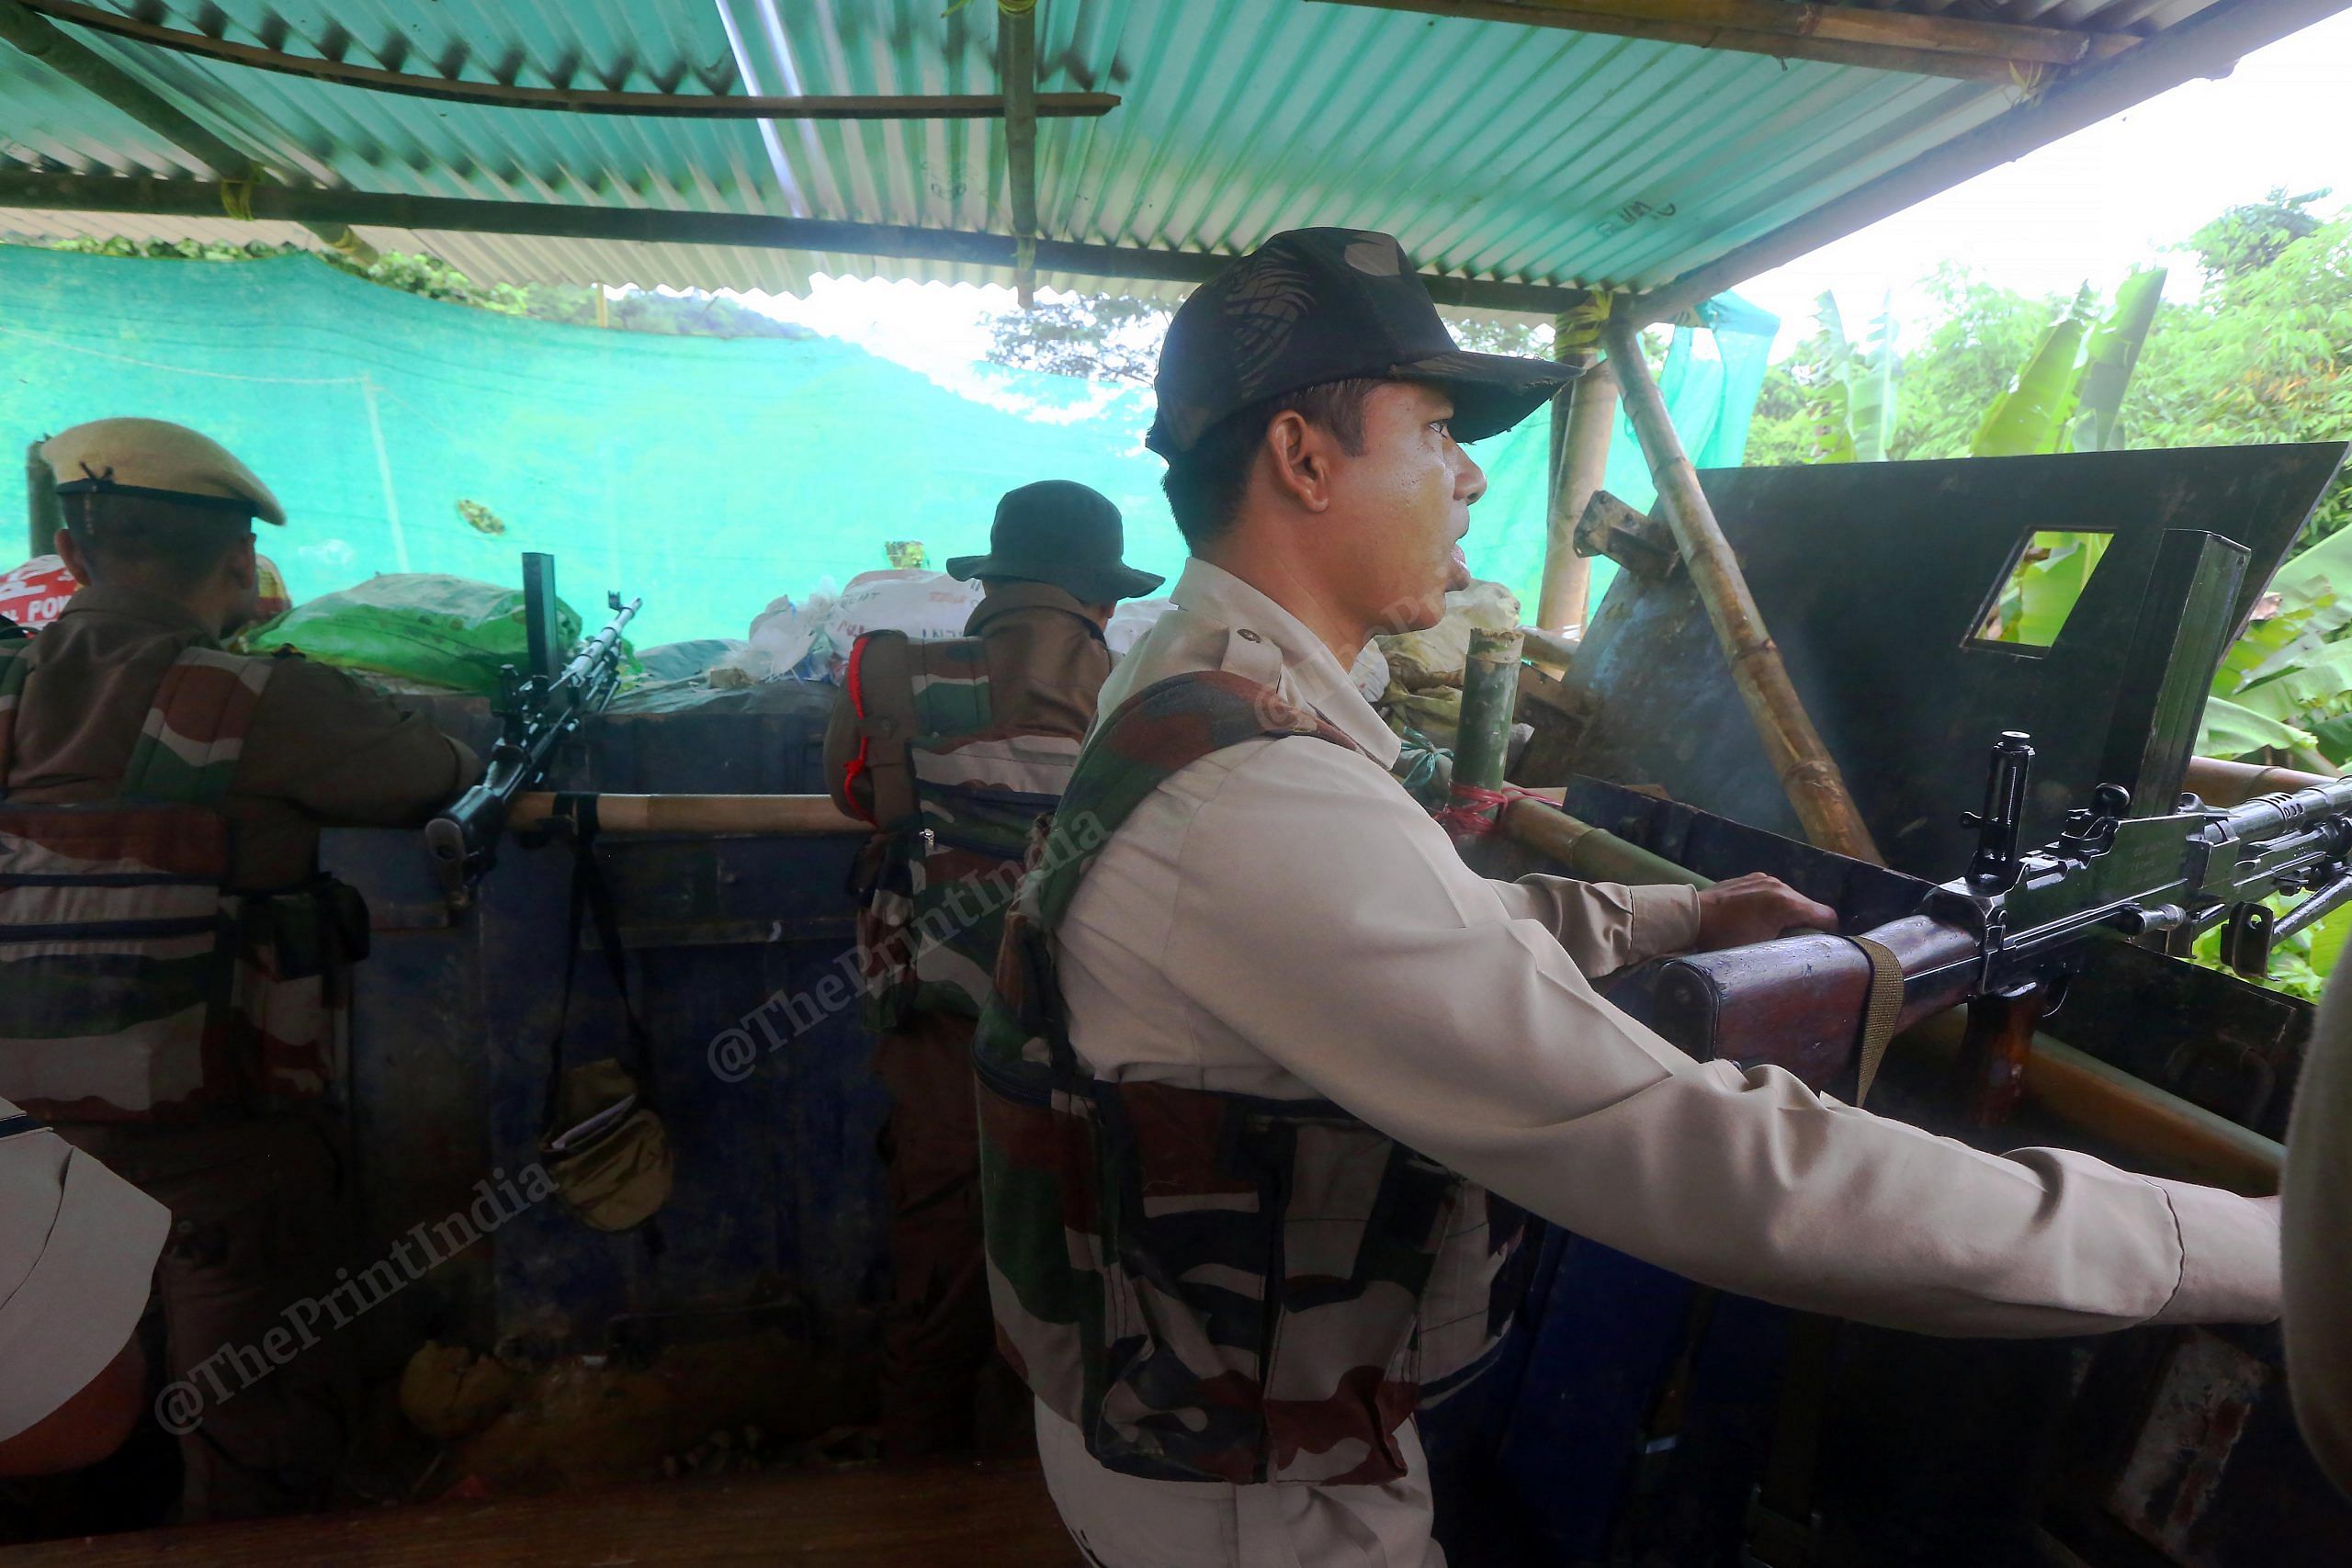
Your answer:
(1314, 0), (2139, 85)
(9, 0), (1124, 119)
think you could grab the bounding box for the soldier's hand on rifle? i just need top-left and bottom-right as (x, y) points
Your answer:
(1693, 873), (1839, 951)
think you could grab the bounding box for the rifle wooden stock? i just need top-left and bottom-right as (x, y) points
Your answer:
(507, 793), (867, 836)
(1624, 915), (1978, 1090)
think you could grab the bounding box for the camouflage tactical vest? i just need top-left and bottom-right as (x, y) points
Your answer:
(839, 629), (1083, 1028)
(0, 639), (353, 1122)
(974, 670), (1528, 1487)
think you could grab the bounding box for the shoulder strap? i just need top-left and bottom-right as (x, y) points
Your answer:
(0, 639), (30, 795)
(1032, 670), (1361, 934)
(121, 645), (282, 806)
(842, 631), (921, 829)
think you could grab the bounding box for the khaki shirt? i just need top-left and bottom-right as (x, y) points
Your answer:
(2287, 959), (2352, 1494)
(3, 584), (481, 890)
(1039, 558), (2281, 1567)
(0, 1097), (169, 1443)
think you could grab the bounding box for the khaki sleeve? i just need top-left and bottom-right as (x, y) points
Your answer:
(1157, 741), (2278, 1337)
(2286, 960), (2352, 1495)
(1493, 876), (1701, 976)
(236, 658), (483, 826)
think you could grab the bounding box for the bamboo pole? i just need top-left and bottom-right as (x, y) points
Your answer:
(0, 170), (1601, 318)
(1311, 0), (2131, 84)
(12, 1), (1121, 120)
(508, 793), (866, 836)
(1000, 0), (1041, 307)
(1540, 356), (1614, 636)
(1519, 625), (1581, 671)
(1603, 314), (1883, 864)
(1452, 627), (1527, 793)
(2184, 755), (2338, 807)
(1898, 1011), (2281, 1195)
(25, 440), (61, 560)
(1499, 798), (1714, 889)
(0, 1), (376, 264)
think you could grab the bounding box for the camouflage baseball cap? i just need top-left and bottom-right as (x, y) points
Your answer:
(1147, 228), (1579, 457)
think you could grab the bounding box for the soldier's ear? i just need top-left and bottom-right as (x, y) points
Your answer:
(54, 527), (93, 585)
(221, 532), (258, 592)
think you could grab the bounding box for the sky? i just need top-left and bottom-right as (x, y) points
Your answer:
(741, 10), (2352, 373)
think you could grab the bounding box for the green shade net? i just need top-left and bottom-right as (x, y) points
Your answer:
(0, 247), (1772, 642)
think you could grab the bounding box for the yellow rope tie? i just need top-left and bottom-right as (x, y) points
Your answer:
(219, 175), (256, 222)
(998, 0), (1040, 15)
(324, 225), (365, 256)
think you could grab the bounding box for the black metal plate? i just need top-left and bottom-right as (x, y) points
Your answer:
(1562, 445), (2349, 882)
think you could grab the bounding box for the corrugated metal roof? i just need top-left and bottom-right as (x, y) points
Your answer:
(0, 0), (2289, 303)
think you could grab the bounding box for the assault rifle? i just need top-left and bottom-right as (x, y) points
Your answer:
(426, 569), (639, 901)
(1625, 730), (2352, 1118)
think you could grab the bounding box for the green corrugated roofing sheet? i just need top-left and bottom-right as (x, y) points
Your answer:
(0, 0), (2306, 299)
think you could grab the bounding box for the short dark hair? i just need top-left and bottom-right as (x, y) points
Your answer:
(1160, 378), (1383, 551)
(62, 492), (253, 591)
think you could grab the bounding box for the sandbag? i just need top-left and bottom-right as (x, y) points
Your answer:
(1375, 581), (1521, 693)
(233, 572), (610, 694)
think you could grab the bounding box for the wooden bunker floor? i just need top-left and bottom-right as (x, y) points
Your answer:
(5, 1458), (1080, 1566)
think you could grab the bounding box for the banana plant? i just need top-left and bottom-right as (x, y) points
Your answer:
(2069, 267), (2167, 452)
(1973, 284), (2098, 456)
(1801, 292), (1899, 462)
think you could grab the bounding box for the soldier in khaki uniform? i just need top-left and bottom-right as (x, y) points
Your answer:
(825, 480), (1161, 1458)
(0, 419), (481, 1522)
(973, 231), (2285, 1568)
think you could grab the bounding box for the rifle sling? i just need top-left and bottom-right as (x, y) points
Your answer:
(541, 794), (661, 1121)
(1850, 934), (1905, 1107)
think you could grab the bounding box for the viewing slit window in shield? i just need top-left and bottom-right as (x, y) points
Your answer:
(1968, 530), (2115, 650)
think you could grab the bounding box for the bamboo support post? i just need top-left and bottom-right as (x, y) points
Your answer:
(508, 793), (866, 836)
(1540, 355), (1615, 637)
(26, 440), (61, 560)
(0, 170), (1599, 319)
(1603, 314), (1883, 865)
(1897, 1010), (2281, 1195)
(0, 1), (377, 264)
(1451, 626), (1526, 793)
(1498, 798), (1714, 890)
(1313, 0), (2132, 84)
(1519, 625), (1581, 671)
(999, 1), (1041, 307)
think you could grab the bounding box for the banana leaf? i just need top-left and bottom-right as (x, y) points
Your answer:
(1849, 294), (1900, 462)
(2011, 533), (2109, 645)
(1804, 293), (1857, 462)
(2199, 695), (2318, 758)
(2270, 518), (2352, 600)
(1973, 285), (2095, 457)
(1807, 380), (1857, 463)
(2066, 268), (2166, 453)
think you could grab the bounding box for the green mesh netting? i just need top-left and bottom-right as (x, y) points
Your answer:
(0, 246), (1772, 642)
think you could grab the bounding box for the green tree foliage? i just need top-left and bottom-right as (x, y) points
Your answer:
(983, 294), (1557, 385)
(33, 236), (808, 340)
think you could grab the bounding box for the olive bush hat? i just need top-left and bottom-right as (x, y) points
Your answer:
(945, 479), (1163, 603)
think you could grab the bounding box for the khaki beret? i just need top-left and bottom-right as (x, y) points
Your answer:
(42, 417), (285, 525)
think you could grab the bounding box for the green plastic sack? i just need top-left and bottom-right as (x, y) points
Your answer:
(236, 572), (594, 694)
